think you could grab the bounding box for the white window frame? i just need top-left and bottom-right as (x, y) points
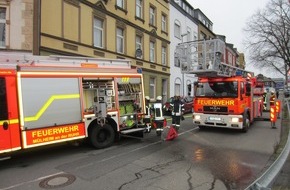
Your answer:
(162, 46), (166, 65)
(136, 0), (142, 18)
(149, 41), (155, 62)
(175, 83), (181, 96)
(161, 14), (166, 32)
(117, 27), (124, 54)
(136, 35), (142, 58)
(93, 17), (104, 48)
(0, 7), (6, 48)
(149, 77), (156, 100)
(174, 20), (181, 39)
(174, 51), (180, 67)
(149, 6), (155, 26)
(117, 0), (124, 9)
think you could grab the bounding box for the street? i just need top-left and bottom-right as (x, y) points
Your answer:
(0, 113), (281, 190)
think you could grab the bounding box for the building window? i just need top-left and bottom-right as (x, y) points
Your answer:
(161, 14), (167, 32)
(117, 0), (124, 9)
(187, 27), (191, 42)
(0, 7), (6, 48)
(149, 41), (155, 62)
(162, 46), (166, 65)
(136, 0), (142, 19)
(149, 77), (156, 99)
(149, 6), (155, 26)
(93, 17), (104, 48)
(117, 27), (124, 54)
(136, 35), (142, 58)
(174, 83), (181, 96)
(174, 51), (180, 67)
(200, 32), (206, 40)
(174, 20), (181, 39)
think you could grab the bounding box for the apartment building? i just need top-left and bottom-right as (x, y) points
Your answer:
(193, 8), (215, 40)
(170, 0), (198, 97)
(0, 0), (33, 53)
(33, 0), (170, 102)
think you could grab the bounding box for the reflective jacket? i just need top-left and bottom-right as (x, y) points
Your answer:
(270, 94), (275, 106)
(170, 99), (184, 116)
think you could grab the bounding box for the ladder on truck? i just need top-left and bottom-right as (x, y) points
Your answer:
(175, 38), (247, 77)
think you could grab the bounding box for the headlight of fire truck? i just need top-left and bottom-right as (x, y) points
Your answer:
(193, 115), (201, 120)
(231, 117), (241, 123)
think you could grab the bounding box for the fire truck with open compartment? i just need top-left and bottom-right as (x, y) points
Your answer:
(175, 39), (264, 132)
(0, 53), (148, 157)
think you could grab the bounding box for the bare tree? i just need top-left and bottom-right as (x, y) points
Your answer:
(244, 0), (290, 85)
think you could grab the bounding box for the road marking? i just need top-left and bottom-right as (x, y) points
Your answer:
(76, 127), (199, 170)
(1, 127), (198, 189)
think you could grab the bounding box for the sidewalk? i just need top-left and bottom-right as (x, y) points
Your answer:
(272, 154), (290, 190)
(271, 95), (290, 190)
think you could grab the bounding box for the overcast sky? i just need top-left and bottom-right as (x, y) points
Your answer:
(186, 0), (281, 77)
(188, 0), (269, 52)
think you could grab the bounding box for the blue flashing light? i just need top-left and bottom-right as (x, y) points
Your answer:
(236, 70), (243, 76)
(137, 68), (142, 73)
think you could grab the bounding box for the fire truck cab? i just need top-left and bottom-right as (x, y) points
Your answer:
(0, 53), (147, 156)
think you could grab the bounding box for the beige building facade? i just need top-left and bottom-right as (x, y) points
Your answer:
(0, 0), (33, 51)
(34, 0), (170, 102)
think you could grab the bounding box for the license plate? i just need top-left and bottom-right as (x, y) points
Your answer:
(208, 116), (221, 121)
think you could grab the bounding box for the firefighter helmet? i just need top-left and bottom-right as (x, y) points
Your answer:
(156, 96), (162, 101)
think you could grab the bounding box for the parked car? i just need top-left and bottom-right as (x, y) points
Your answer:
(182, 96), (194, 113)
(163, 96), (194, 115)
(284, 89), (290, 98)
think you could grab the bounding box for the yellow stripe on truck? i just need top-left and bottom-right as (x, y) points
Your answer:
(24, 94), (80, 122)
(1, 94), (80, 125)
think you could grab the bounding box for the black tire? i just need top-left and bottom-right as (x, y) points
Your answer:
(242, 115), (250, 133)
(89, 124), (115, 149)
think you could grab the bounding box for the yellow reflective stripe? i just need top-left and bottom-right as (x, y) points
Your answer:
(24, 94), (80, 122)
(9, 119), (19, 124)
(0, 119), (19, 125)
(0, 94), (80, 125)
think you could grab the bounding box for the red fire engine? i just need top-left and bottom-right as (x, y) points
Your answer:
(176, 39), (264, 132)
(0, 53), (148, 157)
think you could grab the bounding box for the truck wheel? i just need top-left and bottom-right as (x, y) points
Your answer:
(89, 124), (115, 149)
(242, 115), (250, 133)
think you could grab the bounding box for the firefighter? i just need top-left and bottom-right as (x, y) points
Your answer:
(144, 96), (152, 133)
(270, 91), (276, 106)
(170, 95), (184, 131)
(153, 96), (165, 136)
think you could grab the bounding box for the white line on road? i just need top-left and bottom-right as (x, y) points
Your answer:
(76, 127), (198, 169)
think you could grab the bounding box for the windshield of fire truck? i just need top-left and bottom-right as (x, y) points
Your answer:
(195, 81), (238, 98)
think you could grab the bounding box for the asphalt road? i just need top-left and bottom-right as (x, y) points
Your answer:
(0, 112), (282, 190)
